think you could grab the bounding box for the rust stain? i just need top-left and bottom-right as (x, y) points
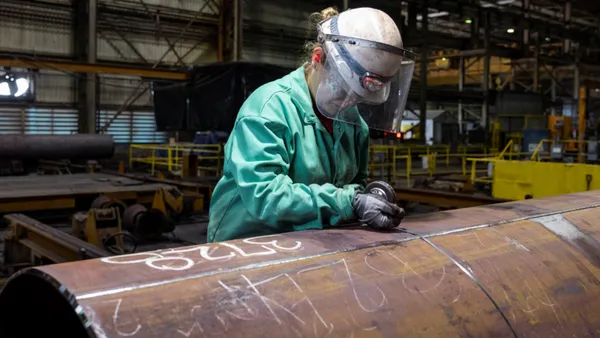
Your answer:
(483, 203), (550, 217)
(553, 278), (585, 295)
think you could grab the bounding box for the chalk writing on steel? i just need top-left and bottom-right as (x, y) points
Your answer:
(99, 235), (303, 271)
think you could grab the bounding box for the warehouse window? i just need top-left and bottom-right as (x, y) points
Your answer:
(0, 108), (78, 135)
(98, 110), (166, 144)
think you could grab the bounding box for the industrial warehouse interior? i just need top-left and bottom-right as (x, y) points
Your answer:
(1, 0), (600, 336)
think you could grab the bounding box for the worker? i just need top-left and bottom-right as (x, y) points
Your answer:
(207, 6), (416, 242)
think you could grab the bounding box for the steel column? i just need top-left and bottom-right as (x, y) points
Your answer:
(458, 56), (465, 134)
(233, 0), (243, 61)
(482, 12), (490, 128)
(551, 69), (557, 115)
(419, 2), (428, 143)
(533, 33), (540, 93)
(578, 86), (587, 164)
(564, 1), (572, 54)
(522, 0), (530, 46)
(86, 0), (97, 134)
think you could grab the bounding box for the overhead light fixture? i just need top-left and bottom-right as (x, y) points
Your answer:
(481, 0), (516, 7)
(416, 11), (450, 20)
(14, 78), (29, 97)
(0, 83), (10, 96)
(465, 19), (472, 24)
(545, 37), (551, 42)
(428, 11), (449, 18)
(507, 28), (515, 33)
(441, 57), (447, 61)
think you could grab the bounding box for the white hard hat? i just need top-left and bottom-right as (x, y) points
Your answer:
(314, 7), (416, 133)
(318, 8), (404, 79)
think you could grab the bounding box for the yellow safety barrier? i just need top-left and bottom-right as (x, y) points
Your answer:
(129, 143), (224, 176)
(129, 142), (497, 185)
(492, 160), (600, 200)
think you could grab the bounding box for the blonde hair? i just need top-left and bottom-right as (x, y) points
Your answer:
(300, 7), (339, 68)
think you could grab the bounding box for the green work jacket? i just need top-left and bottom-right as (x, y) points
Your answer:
(207, 66), (370, 242)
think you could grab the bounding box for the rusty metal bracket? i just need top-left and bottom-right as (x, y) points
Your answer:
(4, 214), (110, 265)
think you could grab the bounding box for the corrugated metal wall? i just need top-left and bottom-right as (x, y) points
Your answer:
(0, 5), (72, 56)
(98, 75), (152, 107)
(243, 0), (318, 68)
(97, 35), (213, 65)
(0, 5), (74, 105)
(35, 71), (76, 104)
(0, 0), (323, 142)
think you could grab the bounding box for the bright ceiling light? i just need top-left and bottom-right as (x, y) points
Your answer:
(507, 28), (515, 33)
(428, 11), (449, 18)
(416, 11), (450, 20)
(14, 78), (29, 97)
(0, 82), (10, 96)
(465, 19), (472, 24)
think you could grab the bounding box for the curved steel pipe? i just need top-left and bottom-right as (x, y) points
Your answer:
(0, 134), (115, 159)
(2, 191), (600, 337)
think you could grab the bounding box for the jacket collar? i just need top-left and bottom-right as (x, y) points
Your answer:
(287, 65), (319, 125)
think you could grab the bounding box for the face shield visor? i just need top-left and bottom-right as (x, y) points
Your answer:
(314, 18), (416, 133)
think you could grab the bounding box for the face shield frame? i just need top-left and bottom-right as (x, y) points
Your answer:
(314, 17), (417, 133)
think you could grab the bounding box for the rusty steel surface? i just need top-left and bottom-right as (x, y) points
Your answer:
(3, 192), (600, 337)
(395, 187), (509, 208)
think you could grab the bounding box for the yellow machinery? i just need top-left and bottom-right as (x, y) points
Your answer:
(491, 160), (599, 200)
(2, 213), (111, 274)
(122, 187), (192, 240)
(71, 207), (133, 254)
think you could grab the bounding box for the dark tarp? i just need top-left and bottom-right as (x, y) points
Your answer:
(152, 61), (293, 133)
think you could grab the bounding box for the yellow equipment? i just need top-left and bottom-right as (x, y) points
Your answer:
(122, 187), (193, 240)
(491, 160), (598, 200)
(71, 207), (130, 254)
(2, 213), (110, 274)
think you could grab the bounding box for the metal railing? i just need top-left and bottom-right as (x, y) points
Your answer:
(129, 143), (224, 176)
(130, 142), (506, 186)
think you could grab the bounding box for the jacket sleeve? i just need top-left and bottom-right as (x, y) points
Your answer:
(351, 128), (370, 189)
(228, 115), (357, 231)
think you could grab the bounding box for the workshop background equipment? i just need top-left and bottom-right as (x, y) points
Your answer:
(0, 173), (172, 215)
(0, 134), (115, 160)
(72, 207), (135, 255)
(2, 213), (110, 275)
(491, 160), (600, 200)
(2, 191), (600, 337)
(121, 187), (196, 240)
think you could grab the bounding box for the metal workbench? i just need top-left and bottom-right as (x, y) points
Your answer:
(0, 173), (171, 213)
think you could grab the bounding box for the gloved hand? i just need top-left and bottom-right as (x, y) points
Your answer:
(352, 191), (405, 230)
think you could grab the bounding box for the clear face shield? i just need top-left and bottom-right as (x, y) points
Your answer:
(314, 19), (416, 133)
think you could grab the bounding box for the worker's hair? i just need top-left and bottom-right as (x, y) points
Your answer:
(300, 6), (339, 69)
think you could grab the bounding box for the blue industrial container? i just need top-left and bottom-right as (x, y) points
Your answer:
(523, 129), (549, 157)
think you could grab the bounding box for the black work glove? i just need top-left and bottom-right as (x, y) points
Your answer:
(352, 192), (405, 230)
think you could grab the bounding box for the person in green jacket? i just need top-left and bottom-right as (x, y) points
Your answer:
(207, 6), (416, 242)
